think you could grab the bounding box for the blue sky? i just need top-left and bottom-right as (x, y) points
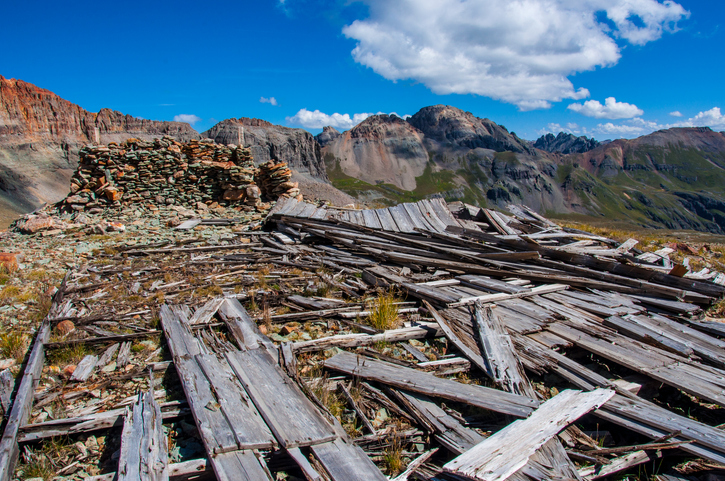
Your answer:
(3, 0), (724, 141)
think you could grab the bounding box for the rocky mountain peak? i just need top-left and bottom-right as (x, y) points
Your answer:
(349, 114), (417, 140)
(407, 104), (533, 154)
(533, 132), (600, 154)
(315, 126), (341, 147)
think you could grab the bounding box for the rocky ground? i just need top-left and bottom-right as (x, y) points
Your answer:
(3, 199), (725, 480)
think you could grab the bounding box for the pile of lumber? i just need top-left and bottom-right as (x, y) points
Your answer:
(2, 199), (725, 481)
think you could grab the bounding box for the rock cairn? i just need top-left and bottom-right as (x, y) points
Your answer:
(256, 161), (300, 200)
(65, 137), (302, 212)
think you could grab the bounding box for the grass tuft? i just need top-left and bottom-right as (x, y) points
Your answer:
(368, 289), (400, 331)
(0, 331), (28, 363)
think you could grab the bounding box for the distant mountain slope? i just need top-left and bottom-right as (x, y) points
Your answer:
(563, 127), (725, 232)
(533, 132), (600, 154)
(203, 117), (327, 181)
(322, 106), (567, 213)
(322, 106), (725, 233)
(0, 75), (199, 223)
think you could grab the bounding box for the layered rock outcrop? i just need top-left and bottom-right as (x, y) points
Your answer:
(203, 118), (327, 181)
(0, 75), (199, 223)
(533, 132), (600, 154)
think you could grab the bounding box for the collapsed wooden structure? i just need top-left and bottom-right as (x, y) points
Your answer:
(2, 197), (725, 480)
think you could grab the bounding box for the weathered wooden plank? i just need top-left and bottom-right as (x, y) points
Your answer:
(338, 383), (376, 434)
(217, 298), (276, 351)
(118, 390), (169, 481)
(374, 208), (399, 232)
(447, 283), (569, 308)
(458, 275), (528, 294)
(0, 370), (13, 416)
(578, 450), (659, 480)
(195, 354), (276, 449)
(85, 458), (212, 481)
(0, 320), (51, 481)
(311, 438), (388, 481)
(428, 197), (462, 228)
(211, 450), (274, 481)
(474, 303), (534, 396)
(325, 351), (539, 417)
(291, 323), (443, 353)
(416, 199), (448, 232)
(71, 354), (99, 382)
(159, 306), (239, 454)
(188, 297), (225, 325)
(226, 349), (337, 448)
(443, 389), (614, 481)
(446, 225), (725, 299)
(403, 202), (433, 232)
(387, 205), (416, 233)
(361, 209), (383, 230)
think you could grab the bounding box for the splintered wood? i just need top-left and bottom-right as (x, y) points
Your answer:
(4, 198), (725, 481)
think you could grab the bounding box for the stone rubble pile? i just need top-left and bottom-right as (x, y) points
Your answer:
(64, 136), (302, 213)
(256, 161), (300, 199)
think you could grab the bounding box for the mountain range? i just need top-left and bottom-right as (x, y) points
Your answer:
(2, 75), (725, 233)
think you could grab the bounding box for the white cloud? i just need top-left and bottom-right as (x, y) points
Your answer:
(590, 107), (725, 138)
(342, 0), (687, 110)
(173, 114), (202, 125)
(568, 97), (644, 119)
(677, 107), (725, 130)
(669, 111), (683, 117)
(260, 97), (279, 106)
(286, 109), (374, 129)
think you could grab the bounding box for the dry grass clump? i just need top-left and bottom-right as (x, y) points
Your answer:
(0, 330), (29, 363)
(368, 289), (401, 331)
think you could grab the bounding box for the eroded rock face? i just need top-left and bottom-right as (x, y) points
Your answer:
(0, 75), (200, 220)
(533, 132), (600, 154)
(315, 126), (341, 147)
(408, 105), (533, 154)
(324, 114), (429, 191)
(203, 118), (327, 181)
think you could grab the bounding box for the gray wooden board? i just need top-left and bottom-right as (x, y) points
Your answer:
(218, 298), (276, 351)
(310, 207), (329, 220)
(428, 198), (461, 228)
(324, 351), (538, 417)
(544, 292), (627, 318)
(195, 354), (276, 449)
(310, 438), (388, 481)
(118, 390), (169, 481)
(361, 209), (382, 230)
(474, 304), (534, 397)
(347, 210), (364, 226)
(287, 201), (312, 217)
(226, 349), (337, 448)
(443, 389), (614, 481)
(457, 275), (528, 294)
(71, 355), (99, 382)
(0, 320), (50, 481)
(374, 208), (399, 232)
(401, 282), (460, 304)
(160, 306), (238, 454)
(603, 316), (694, 357)
(404, 202), (435, 232)
(0, 370), (13, 415)
(399, 391), (483, 455)
(274, 198), (299, 216)
(188, 298), (225, 325)
(547, 323), (725, 406)
(387, 205), (416, 233)
(211, 450), (274, 481)
(514, 437), (583, 481)
(417, 199), (449, 232)
(175, 219), (202, 230)
(297, 203), (318, 219)
(626, 313), (725, 367)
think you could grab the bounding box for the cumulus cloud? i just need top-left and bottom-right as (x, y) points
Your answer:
(342, 0), (687, 109)
(669, 111), (683, 117)
(173, 114), (202, 125)
(260, 97), (279, 106)
(590, 107), (725, 138)
(568, 97), (644, 119)
(286, 109), (374, 129)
